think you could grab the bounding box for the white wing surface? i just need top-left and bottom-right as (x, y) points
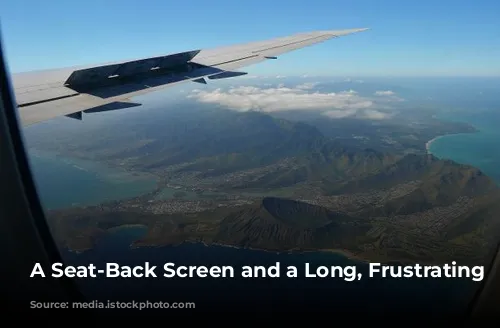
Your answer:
(12, 28), (369, 126)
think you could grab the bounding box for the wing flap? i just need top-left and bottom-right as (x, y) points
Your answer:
(208, 71), (247, 79)
(65, 50), (201, 92)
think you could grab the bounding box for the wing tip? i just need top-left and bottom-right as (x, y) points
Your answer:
(337, 27), (370, 35)
(315, 27), (369, 37)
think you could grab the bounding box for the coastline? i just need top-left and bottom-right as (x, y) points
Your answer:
(130, 238), (368, 263)
(425, 135), (444, 154)
(69, 224), (462, 266)
(426, 127), (481, 154)
(128, 239), (459, 266)
(28, 147), (160, 183)
(108, 224), (148, 232)
(210, 242), (366, 263)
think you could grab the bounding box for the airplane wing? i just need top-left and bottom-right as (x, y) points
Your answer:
(12, 28), (369, 126)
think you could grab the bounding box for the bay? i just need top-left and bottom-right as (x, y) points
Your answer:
(429, 108), (500, 185)
(27, 149), (158, 209)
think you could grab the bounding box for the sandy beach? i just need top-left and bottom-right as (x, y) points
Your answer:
(425, 135), (444, 153)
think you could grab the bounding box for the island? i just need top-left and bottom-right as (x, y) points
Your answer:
(32, 107), (499, 267)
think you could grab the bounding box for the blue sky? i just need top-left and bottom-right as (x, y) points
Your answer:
(1, 0), (499, 76)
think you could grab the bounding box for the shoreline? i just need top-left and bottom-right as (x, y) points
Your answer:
(127, 239), (462, 266)
(108, 224), (148, 232)
(69, 225), (466, 266)
(425, 135), (445, 154)
(130, 238), (369, 263)
(426, 127), (481, 154)
(209, 242), (367, 263)
(28, 147), (160, 183)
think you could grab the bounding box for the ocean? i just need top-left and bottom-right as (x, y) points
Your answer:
(27, 149), (158, 210)
(428, 108), (500, 185)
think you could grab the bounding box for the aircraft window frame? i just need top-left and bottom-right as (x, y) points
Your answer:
(0, 30), (86, 314)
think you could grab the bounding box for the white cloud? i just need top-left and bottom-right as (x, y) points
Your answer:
(344, 78), (364, 84)
(363, 109), (391, 120)
(373, 90), (404, 102)
(323, 107), (390, 120)
(188, 83), (398, 120)
(323, 108), (358, 118)
(296, 82), (320, 90)
(374, 90), (396, 96)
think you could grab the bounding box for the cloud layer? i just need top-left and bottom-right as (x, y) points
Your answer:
(188, 83), (400, 120)
(374, 90), (395, 96)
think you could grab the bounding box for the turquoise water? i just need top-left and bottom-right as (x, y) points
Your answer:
(27, 149), (158, 210)
(429, 109), (500, 185)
